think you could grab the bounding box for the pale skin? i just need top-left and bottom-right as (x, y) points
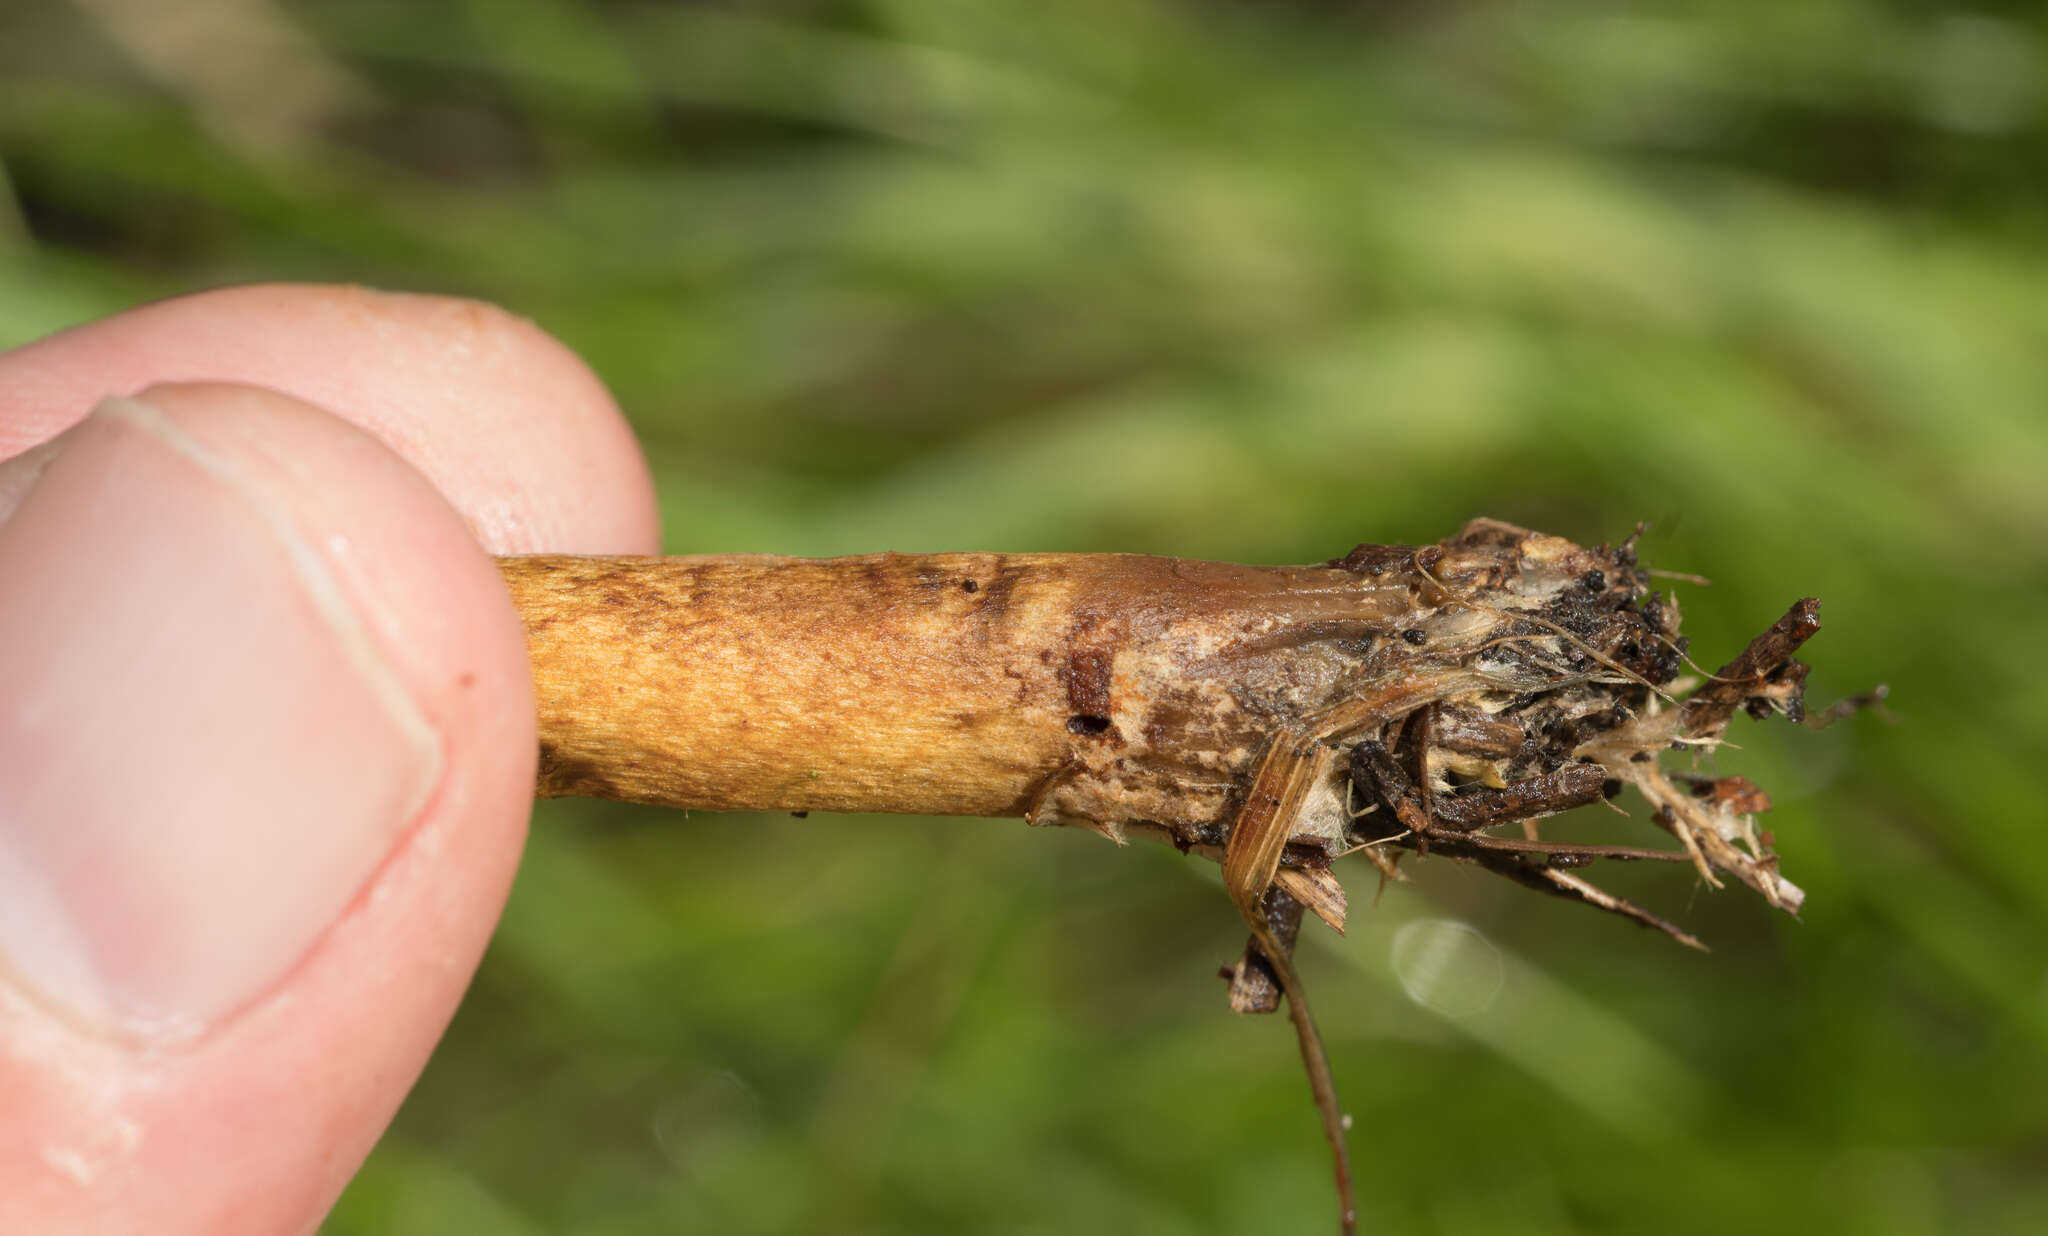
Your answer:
(0, 284), (661, 1234)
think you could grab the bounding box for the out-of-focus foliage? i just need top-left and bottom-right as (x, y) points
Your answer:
(5, 1), (2046, 1232)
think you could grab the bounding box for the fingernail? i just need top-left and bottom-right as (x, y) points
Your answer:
(0, 396), (443, 1042)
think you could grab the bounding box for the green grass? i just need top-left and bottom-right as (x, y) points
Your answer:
(5, 1), (2046, 1231)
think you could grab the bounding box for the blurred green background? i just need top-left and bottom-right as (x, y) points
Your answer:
(4, 1), (2045, 1232)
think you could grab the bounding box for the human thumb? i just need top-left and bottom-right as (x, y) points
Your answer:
(0, 383), (536, 1234)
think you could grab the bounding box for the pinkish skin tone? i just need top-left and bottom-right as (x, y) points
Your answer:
(0, 286), (659, 1235)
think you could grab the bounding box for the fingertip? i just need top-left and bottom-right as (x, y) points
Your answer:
(0, 382), (536, 1233)
(2, 283), (662, 554)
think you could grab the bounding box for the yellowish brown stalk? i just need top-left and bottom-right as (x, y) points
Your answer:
(506, 547), (1421, 842)
(498, 518), (1840, 1236)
